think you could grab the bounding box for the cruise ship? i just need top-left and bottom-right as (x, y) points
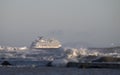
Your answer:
(30, 36), (62, 49)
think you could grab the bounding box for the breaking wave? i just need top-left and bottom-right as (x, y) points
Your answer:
(0, 46), (120, 67)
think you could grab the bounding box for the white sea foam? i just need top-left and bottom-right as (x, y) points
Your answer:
(0, 45), (120, 67)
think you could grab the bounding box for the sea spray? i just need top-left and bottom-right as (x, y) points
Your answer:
(0, 46), (120, 67)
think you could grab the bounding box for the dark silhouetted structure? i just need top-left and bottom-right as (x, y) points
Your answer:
(1, 61), (12, 66)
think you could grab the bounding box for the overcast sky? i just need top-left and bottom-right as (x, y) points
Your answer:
(0, 0), (120, 47)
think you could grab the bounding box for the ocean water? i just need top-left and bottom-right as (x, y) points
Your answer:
(0, 67), (120, 75)
(0, 46), (120, 75)
(0, 46), (120, 67)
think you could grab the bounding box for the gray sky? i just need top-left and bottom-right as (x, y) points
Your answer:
(0, 0), (120, 47)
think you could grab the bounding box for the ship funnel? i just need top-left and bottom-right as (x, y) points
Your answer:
(38, 36), (43, 40)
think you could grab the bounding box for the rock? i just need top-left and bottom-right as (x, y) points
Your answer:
(46, 62), (52, 67)
(1, 61), (12, 66)
(67, 62), (79, 68)
(92, 56), (120, 62)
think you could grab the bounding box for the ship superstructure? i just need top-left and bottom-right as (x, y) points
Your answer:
(31, 36), (62, 49)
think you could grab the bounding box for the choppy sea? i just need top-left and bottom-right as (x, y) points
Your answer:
(0, 46), (120, 67)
